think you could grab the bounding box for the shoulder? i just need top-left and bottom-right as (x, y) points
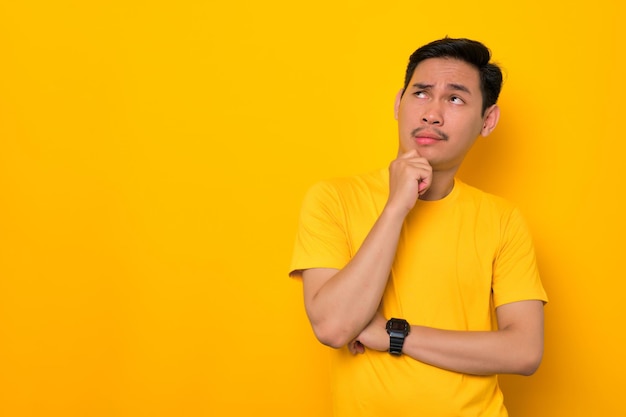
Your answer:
(304, 169), (388, 203)
(456, 180), (517, 214)
(455, 180), (532, 238)
(461, 179), (531, 247)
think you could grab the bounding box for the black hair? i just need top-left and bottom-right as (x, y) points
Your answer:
(403, 38), (503, 114)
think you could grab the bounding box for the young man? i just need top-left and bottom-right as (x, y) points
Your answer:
(289, 38), (547, 416)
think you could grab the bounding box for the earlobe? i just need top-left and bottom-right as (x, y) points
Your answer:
(480, 105), (500, 137)
(394, 89), (404, 120)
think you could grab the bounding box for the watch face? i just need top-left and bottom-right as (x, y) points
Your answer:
(389, 320), (407, 331)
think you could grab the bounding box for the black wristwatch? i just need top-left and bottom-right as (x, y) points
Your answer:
(386, 318), (410, 356)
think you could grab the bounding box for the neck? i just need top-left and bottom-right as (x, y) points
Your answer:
(418, 170), (456, 201)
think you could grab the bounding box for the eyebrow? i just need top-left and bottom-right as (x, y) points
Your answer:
(412, 82), (472, 95)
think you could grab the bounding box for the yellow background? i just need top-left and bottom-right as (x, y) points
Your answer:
(0, 1), (624, 416)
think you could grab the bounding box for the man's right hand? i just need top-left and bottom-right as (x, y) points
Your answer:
(386, 149), (432, 215)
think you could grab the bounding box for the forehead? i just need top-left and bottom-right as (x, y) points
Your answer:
(409, 57), (480, 91)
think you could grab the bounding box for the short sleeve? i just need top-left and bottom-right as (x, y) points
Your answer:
(492, 207), (548, 307)
(289, 181), (352, 278)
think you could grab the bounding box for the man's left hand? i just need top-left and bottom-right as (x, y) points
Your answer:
(348, 312), (389, 354)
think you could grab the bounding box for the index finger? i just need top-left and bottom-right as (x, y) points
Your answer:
(398, 149), (421, 159)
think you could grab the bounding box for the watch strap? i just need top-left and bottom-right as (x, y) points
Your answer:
(389, 334), (405, 356)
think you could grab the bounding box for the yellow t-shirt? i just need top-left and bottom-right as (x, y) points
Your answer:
(290, 169), (548, 417)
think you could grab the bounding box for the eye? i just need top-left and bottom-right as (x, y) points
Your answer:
(413, 91), (427, 98)
(450, 96), (465, 104)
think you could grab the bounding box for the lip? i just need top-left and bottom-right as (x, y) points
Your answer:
(415, 137), (441, 145)
(414, 132), (444, 145)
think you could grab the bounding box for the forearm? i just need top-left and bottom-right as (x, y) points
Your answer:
(303, 150), (434, 348)
(304, 206), (406, 347)
(403, 325), (542, 376)
(355, 301), (544, 375)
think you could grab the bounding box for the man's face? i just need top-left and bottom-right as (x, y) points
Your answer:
(394, 57), (498, 172)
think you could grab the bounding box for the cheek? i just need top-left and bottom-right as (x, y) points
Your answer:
(398, 107), (420, 127)
(475, 118), (487, 136)
(455, 114), (484, 136)
(396, 112), (410, 132)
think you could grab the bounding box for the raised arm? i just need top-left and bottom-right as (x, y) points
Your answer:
(302, 150), (432, 348)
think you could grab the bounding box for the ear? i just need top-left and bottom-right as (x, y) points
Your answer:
(394, 89), (404, 120)
(480, 104), (500, 137)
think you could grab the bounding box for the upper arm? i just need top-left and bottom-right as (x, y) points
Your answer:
(496, 299), (544, 340)
(496, 299), (545, 374)
(301, 268), (340, 317)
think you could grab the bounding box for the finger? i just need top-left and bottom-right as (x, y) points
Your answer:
(348, 340), (364, 355)
(418, 175), (432, 195)
(398, 149), (420, 159)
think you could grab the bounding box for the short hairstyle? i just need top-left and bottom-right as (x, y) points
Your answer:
(403, 38), (503, 114)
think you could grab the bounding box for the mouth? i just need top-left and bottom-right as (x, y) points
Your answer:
(411, 127), (448, 145)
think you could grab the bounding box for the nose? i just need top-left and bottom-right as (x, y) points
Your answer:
(421, 103), (443, 125)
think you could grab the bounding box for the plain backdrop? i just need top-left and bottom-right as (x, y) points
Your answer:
(0, 1), (625, 416)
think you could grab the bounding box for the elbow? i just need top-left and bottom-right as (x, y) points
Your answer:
(311, 321), (354, 349)
(515, 348), (543, 376)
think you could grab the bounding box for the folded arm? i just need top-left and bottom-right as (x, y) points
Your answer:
(354, 299), (545, 376)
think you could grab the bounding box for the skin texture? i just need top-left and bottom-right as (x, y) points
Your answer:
(394, 57), (499, 201)
(302, 57), (544, 376)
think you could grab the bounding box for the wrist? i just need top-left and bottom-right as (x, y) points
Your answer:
(386, 318), (410, 356)
(381, 202), (411, 223)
